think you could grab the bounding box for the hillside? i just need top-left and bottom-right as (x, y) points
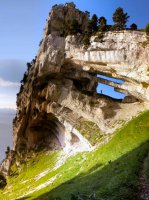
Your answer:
(0, 111), (149, 199)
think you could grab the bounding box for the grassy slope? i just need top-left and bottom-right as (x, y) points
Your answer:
(0, 111), (149, 200)
(144, 154), (149, 184)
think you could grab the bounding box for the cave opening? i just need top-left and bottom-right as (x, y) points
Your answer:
(96, 74), (126, 100)
(27, 112), (66, 151)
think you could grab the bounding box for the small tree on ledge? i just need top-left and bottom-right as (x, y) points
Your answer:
(130, 23), (137, 30)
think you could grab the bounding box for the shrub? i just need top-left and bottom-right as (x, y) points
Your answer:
(83, 34), (91, 46)
(0, 172), (7, 189)
(5, 146), (10, 157)
(130, 23), (137, 30)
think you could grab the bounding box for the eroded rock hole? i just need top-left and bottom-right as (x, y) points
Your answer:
(27, 112), (66, 151)
(96, 74), (126, 100)
(96, 74), (138, 103)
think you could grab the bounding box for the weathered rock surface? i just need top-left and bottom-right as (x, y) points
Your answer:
(11, 3), (149, 157)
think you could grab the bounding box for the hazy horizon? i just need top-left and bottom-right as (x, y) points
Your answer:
(0, 109), (15, 162)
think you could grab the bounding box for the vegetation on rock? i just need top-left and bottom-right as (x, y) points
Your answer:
(130, 23), (138, 30)
(75, 121), (101, 146)
(0, 173), (6, 189)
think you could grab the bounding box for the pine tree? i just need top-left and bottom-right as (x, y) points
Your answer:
(21, 72), (28, 85)
(68, 19), (81, 35)
(85, 11), (90, 18)
(145, 23), (149, 36)
(113, 7), (129, 30)
(87, 20), (93, 35)
(91, 14), (98, 33)
(98, 17), (107, 32)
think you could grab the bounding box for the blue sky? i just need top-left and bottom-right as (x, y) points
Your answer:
(0, 0), (149, 108)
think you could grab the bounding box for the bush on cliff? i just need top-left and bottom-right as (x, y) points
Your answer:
(130, 23), (137, 30)
(0, 173), (6, 189)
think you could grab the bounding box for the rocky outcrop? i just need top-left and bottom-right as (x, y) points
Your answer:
(65, 32), (149, 101)
(0, 151), (16, 176)
(12, 3), (149, 155)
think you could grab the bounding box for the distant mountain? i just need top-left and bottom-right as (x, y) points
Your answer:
(0, 109), (15, 162)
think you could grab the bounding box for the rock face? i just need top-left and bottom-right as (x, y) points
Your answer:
(13, 3), (149, 155)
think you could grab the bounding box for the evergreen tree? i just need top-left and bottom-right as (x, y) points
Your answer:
(113, 7), (129, 30)
(68, 19), (81, 35)
(98, 17), (107, 32)
(145, 23), (149, 36)
(27, 62), (32, 71)
(91, 14), (98, 32)
(85, 11), (90, 18)
(87, 20), (93, 35)
(21, 72), (28, 85)
(130, 23), (137, 30)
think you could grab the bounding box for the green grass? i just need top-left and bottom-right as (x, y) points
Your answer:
(144, 154), (149, 184)
(0, 111), (149, 200)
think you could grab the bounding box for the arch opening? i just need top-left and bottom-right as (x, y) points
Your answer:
(97, 74), (126, 100)
(27, 112), (66, 151)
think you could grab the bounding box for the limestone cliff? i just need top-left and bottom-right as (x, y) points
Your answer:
(11, 3), (149, 157)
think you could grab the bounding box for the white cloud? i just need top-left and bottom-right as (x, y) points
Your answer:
(0, 104), (16, 110)
(0, 78), (20, 87)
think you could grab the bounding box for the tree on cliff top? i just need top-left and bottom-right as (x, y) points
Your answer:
(68, 19), (81, 35)
(98, 17), (107, 32)
(113, 7), (129, 30)
(91, 14), (98, 33)
(145, 23), (149, 36)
